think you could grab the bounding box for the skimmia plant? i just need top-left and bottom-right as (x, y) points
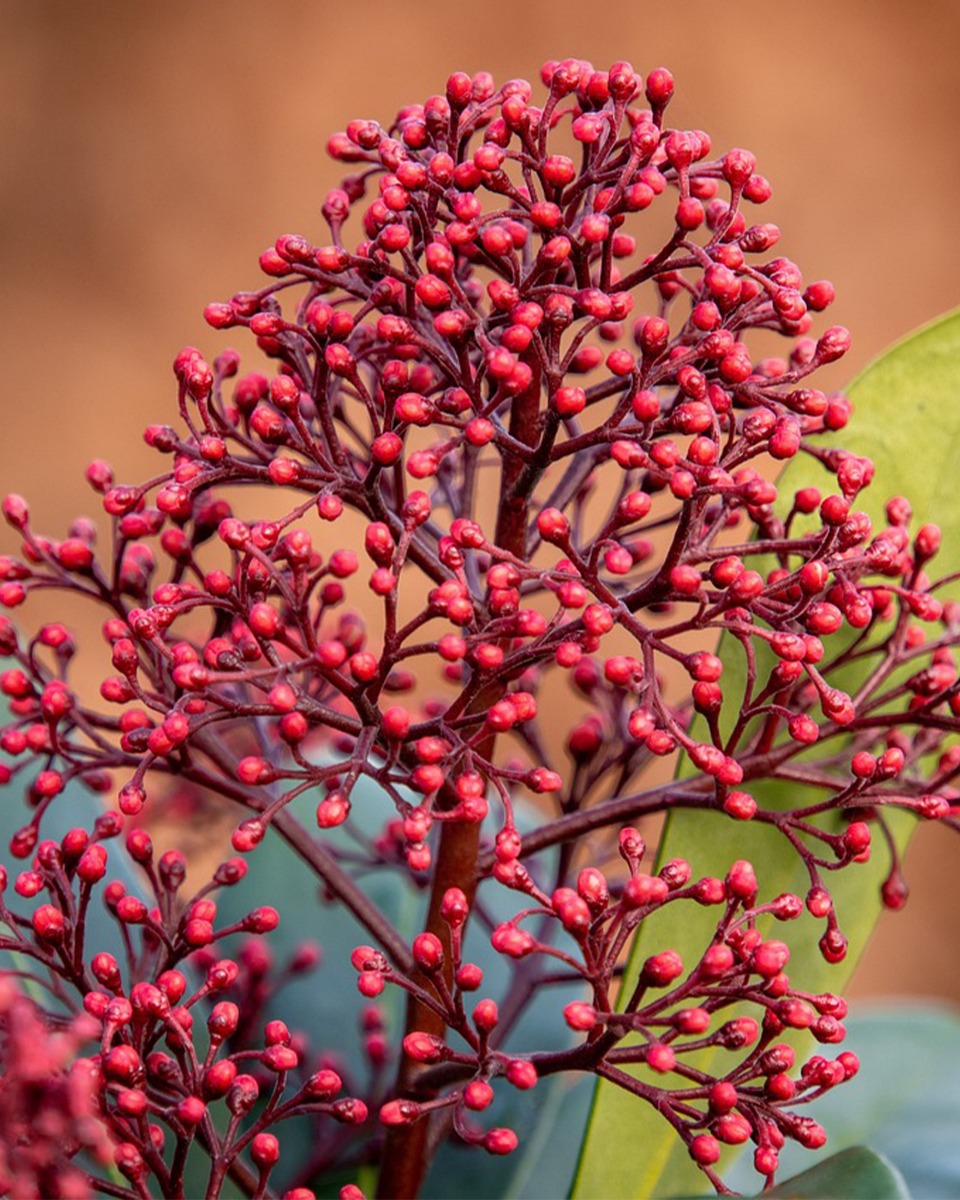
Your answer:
(0, 56), (957, 1200)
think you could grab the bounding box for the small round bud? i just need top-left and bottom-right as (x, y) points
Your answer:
(689, 1134), (720, 1165)
(412, 932), (444, 972)
(484, 1127), (518, 1156)
(251, 1133), (280, 1168)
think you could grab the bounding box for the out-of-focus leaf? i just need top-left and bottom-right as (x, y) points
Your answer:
(573, 310), (960, 1199)
(504, 1077), (594, 1200)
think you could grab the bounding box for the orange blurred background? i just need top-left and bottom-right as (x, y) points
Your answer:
(1, 0), (959, 999)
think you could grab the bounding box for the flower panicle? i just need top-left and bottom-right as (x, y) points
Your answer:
(0, 56), (957, 1196)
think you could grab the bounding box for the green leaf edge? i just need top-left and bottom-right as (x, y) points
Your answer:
(666, 1147), (910, 1200)
(753, 1145), (910, 1200)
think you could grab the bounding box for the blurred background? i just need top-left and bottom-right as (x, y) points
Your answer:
(1, 0), (958, 1001)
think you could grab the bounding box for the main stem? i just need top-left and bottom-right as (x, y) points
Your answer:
(376, 365), (542, 1198)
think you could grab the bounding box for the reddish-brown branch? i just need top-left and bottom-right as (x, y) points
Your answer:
(376, 360), (542, 1199)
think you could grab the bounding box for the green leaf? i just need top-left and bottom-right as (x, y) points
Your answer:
(573, 309), (960, 1199)
(669, 1148), (910, 1200)
(757, 1146), (910, 1199)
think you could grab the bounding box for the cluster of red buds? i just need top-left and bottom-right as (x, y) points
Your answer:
(0, 818), (370, 1199)
(1, 56), (958, 1198)
(358, 841), (858, 1193)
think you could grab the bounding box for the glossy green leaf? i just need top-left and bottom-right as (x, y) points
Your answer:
(573, 309), (960, 1199)
(671, 1148), (910, 1200)
(758, 1146), (910, 1199)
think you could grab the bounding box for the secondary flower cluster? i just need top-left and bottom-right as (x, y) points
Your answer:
(0, 822), (370, 1200)
(361, 839), (859, 1192)
(1, 55), (958, 1197)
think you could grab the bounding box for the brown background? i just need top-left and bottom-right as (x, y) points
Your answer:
(1, 0), (959, 1000)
